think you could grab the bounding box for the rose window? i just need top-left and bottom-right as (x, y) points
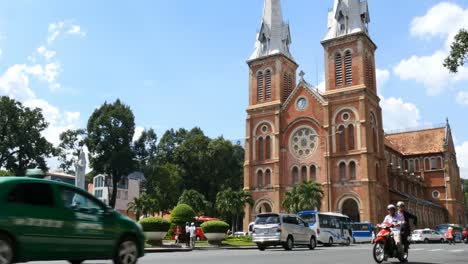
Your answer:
(290, 127), (318, 158)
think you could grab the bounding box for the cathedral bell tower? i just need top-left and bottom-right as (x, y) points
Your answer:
(244, 0), (298, 229)
(321, 0), (388, 223)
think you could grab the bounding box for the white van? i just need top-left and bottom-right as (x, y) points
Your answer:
(298, 210), (352, 246)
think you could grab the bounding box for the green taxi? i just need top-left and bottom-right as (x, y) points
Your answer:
(0, 176), (145, 264)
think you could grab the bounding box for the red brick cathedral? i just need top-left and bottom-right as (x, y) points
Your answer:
(243, 0), (466, 229)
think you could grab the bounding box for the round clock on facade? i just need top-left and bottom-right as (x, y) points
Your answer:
(297, 98), (307, 111)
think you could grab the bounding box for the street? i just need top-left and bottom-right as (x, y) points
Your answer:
(29, 243), (468, 264)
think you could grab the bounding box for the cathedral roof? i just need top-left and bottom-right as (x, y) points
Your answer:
(281, 75), (325, 111)
(249, 0), (294, 62)
(384, 127), (447, 156)
(324, 0), (370, 41)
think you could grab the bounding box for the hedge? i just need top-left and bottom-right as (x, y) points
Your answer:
(170, 204), (196, 225)
(201, 220), (230, 234)
(139, 217), (171, 232)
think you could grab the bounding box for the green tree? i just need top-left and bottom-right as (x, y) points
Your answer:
(178, 189), (210, 215)
(127, 194), (159, 220)
(85, 99), (136, 208)
(144, 161), (182, 215)
(57, 129), (86, 174)
(444, 29), (468, 73)
(0, 96), (55, 175)
(216, 188), (253, 232)
(133, 128), (158, 170)
(282, 181), (324, 213)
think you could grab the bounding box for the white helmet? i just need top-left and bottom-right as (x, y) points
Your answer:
(397, 201), (405, 207)
(387, 204), (396, 210)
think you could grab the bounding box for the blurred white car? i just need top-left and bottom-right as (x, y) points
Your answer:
(411, 229), (445, 243)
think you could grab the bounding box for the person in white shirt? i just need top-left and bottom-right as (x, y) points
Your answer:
(383, 204), (405, 255)
(185, 222), (191, 247)
(189, 222), (197, 248)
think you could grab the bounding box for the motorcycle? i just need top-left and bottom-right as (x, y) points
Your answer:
(373, 222), (408, 263)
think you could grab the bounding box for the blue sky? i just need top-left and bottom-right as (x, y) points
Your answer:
(1, 0), (468, 177)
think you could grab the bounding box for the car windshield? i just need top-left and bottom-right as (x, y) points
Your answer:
(255, 215), (280, 225)
(413, 230), (422, 234)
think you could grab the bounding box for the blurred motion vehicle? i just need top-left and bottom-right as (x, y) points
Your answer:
(252, 213), (317, 251)
(350, 222), (375, 243)
(435, 224), (463, 243)
(298, 211), (352, 246)
(410, 229), (445, 243)
(0, 177), (145, 264)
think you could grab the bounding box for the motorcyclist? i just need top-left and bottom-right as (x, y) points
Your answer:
(397, 201), (417, 251)
(383, 204), (404, 258)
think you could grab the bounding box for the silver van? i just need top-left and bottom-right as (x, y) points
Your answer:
(252, 213), (317, 251)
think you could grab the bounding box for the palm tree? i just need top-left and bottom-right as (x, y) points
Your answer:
(127, 196), (145, 220)
(127, 194), (159, 220)
(216, 188), (253, 232)
(178, 189), (210, 215)
(282, 181), (324, 213)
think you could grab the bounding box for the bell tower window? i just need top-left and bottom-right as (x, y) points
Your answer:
(265, 69), (272, 101)
(257, 71), (264, 102)
(335, 53), (343, 88)
(344, 50), (352, 85)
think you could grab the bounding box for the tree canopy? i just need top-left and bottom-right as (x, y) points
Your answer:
(282, 181), (324, 213)
(178, 189), (210, 215)
(444, 29), (468, 73)
(0, 96), (55, 175)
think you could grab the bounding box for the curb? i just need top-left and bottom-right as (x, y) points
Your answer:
(195, 246), (257, 251)
(145, 248), (193, 253)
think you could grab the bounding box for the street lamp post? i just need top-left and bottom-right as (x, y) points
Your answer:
(316, 130), (342, 212)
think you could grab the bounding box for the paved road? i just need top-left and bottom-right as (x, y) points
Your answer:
(30, 243), (468, 264)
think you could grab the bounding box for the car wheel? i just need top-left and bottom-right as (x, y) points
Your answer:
(0, 234), (13, 264)
(284, 236), (294, 251)
(308, 237), (316, 250)
(257, 243), (267, 251)
(114, 238), (138, 264)
(326, 237), (333, 247)
(69, 261), (84, 264)
(424, 238), (429, 244)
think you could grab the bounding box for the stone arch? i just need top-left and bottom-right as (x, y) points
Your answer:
(337, 194), (361, 222)
(254, 198), (274, 215)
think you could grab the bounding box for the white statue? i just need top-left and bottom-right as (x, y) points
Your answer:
(75, 149), (87, 190)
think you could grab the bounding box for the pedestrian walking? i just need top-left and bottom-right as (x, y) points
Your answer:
(462, 227), (468, 244)
(185, 222), (191, 247)
(445, 226), (455, 245)
(175, 225), (182, 244)
(189, 222), (197, 248)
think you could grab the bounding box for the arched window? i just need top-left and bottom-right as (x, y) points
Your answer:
(424, 158), (430, 171)
(335, 53), (343, 87)
(344, 50), (352, 85)
(310, 165), (317, 181)
(349, 161), (356, 180)
(437, 157), (443, 169)
(258, 137), (264, 161)
(293, 167), (299, 185)
(283, 73), (289, 100)
(404, 160), (409, 171)
(265, 136), (271, 160)
(348, 124), (355, 150)
(370, 113), (378, 152)
(338, 126), (346, 152)
(339, 162), (347, 180)
(430, 158), (437, 170)
(415, 159), (420, 172)
(393, 178), (398, 190)
(301, 166), (307, 182)
(265, 169), (271, 187)
(409, 159), (415, 172)
(265, 69), (272, 101)
(257, 170), (263, 188)
(257, 71), (264, 102)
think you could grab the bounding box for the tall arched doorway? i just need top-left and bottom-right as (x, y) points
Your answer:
(341, 199), (360, 222)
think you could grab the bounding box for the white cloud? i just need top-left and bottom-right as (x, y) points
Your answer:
(37, 46), (56, 61)
(47, 21), (86, 44)
(0, 64), (37, 101)
(457, 91), (468, 105)
(317, 80), (326, 93)
(394, 51), (468, 95)
(0, 49), (2, 58)
(381, 96), (421, 131)
(376, 68), (390, 89)
(133, 126), (145, 142)
(456, 141), (468, 179)
(394, 2), (468, 96)
(67, 25), (86, 37)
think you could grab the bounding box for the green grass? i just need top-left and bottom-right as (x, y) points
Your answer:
(222, 240), (256, 247)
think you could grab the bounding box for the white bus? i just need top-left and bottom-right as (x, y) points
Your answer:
(298, 210), (352, 246)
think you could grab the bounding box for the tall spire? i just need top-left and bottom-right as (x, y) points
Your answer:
(324, 0), (370, 41)
(249, 0), (294, 61)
